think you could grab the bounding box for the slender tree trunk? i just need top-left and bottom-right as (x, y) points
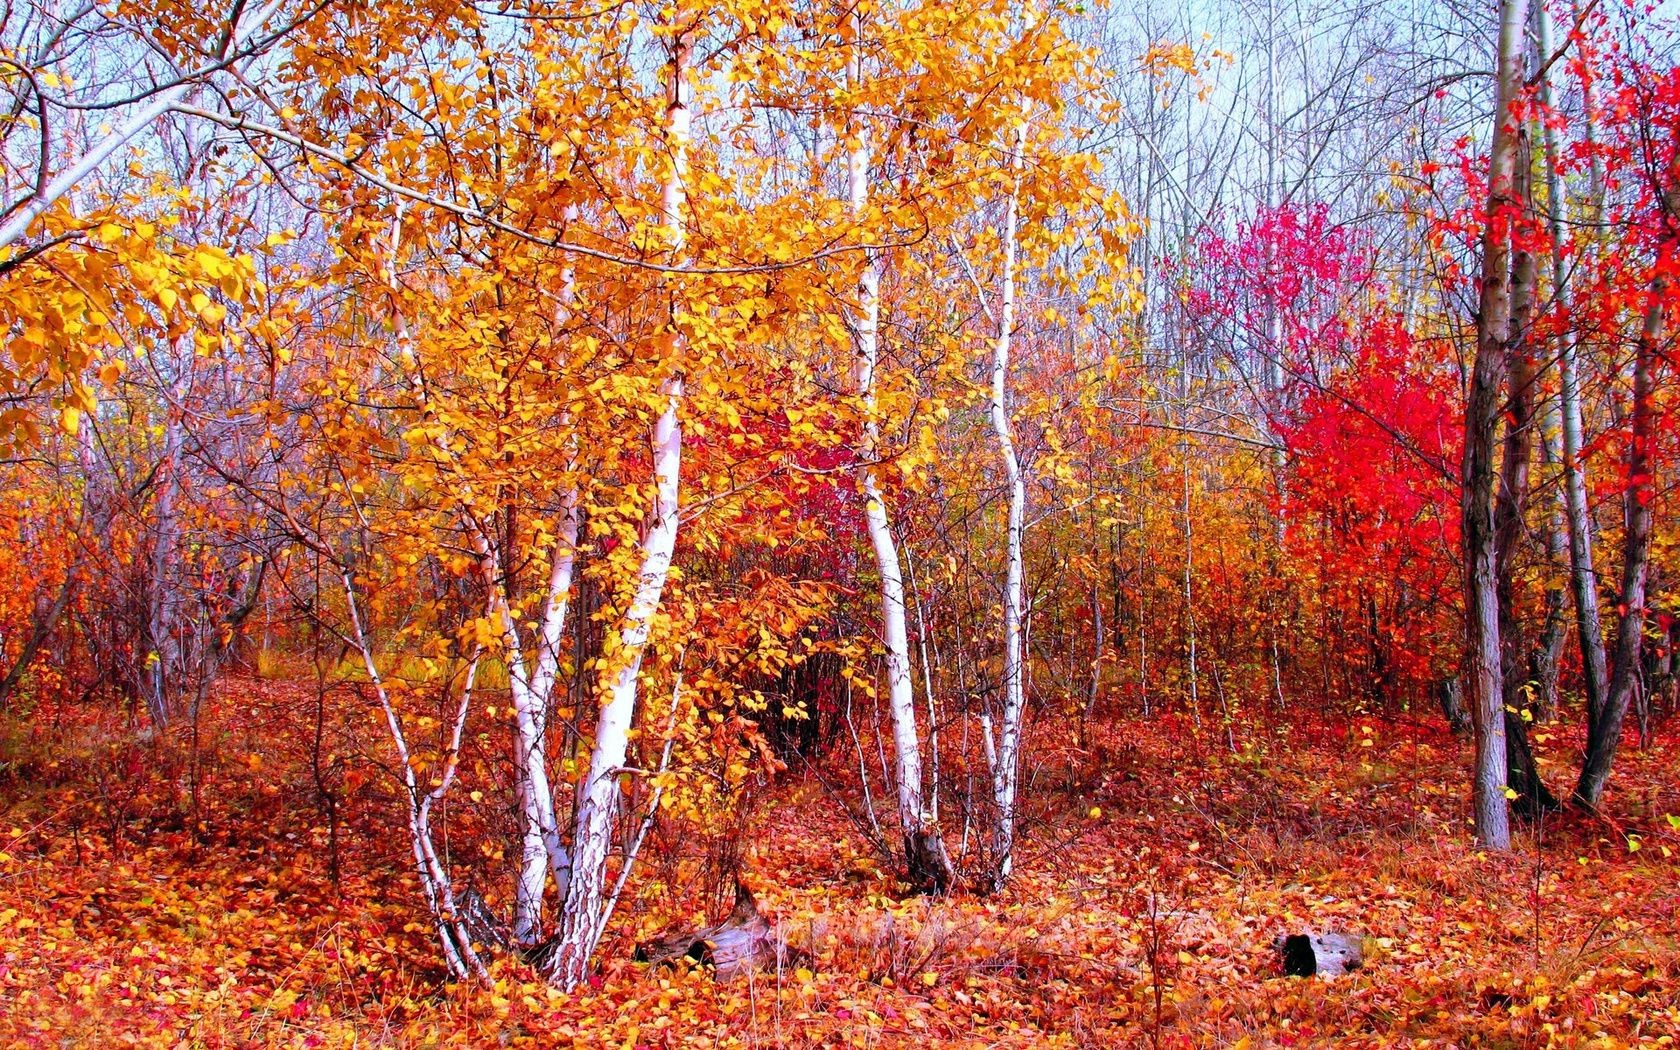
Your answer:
(144, 406), (186, 728)
(0, 557), (80, 709)
(386, 200), (579, 949)
(1460, 0), (1529, 850)
(549, 28), (690, 985)
(1574, 251), (1672, 807)
(1180, 369), (1200, 728)
(847, 10), (950, 893)
(509, 214), (582, 949)
(1536, 0), (1608, 730)
(985, 128), (1027, 889)
(1534, 403), (1568, 725)
(344, 573), (490, 983)
(1081, 514), (1105, 742)
(1492, 143), (1558, 820)
(506, 494), (577, 948)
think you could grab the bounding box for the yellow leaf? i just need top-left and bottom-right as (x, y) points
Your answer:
(59, 407), (79, 435)
(195, 248), (228, 278)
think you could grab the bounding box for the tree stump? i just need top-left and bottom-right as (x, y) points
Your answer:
(1277, 931), (1364, 977)
(1435, 678), (1471, 739)
(449, 885), (507, 958)
(905, 825), (955, 894)
(635, 883), (781, 981)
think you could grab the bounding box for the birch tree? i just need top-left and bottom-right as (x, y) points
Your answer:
(547, 15), (692, 986)
(983, 126), (1027, 889)
(845, 6), (954, 893)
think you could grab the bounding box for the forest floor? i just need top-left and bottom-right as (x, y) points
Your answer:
(1, 675), (1677, 1048)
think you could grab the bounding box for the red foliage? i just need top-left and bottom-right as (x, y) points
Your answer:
(1278, 317), (1463, 694)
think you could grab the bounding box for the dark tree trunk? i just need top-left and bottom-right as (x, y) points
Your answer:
(0, 564), (79, 710)
(906, 825), (955, 895)
(1459, 0), (1531, 850)
(1437, 678), (1472, 739)
(1530, 572), (1567, 725)
(1491, 136), (1558, 821)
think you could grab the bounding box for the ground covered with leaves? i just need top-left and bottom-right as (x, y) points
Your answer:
(2, 677), (1677, 1048)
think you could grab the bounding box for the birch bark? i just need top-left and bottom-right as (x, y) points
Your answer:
(846, 10), (950, 892)
(1575, 223), (1673, 807)
(986, 128), (1027, 888)
(548, 24), (690, 984)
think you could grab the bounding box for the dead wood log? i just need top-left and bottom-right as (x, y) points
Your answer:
(634, 882), (783, 980)
(1277, 930), (1364, 977)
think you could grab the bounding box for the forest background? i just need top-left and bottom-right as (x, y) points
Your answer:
(1, 0), (1679, 1044)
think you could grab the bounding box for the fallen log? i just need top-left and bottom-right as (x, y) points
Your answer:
(1277, 930), (1364, 977)
(635, 883), (782, 980)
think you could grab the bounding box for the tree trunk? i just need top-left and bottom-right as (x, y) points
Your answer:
(548, 28), (690, 986)
(1492, 142), (1558, 821)
(1574, 250), (1672, 807)
(1459, 0), (1529, 850)
(985, 127), (1028, 890)
(143, 406), (186, 729)
(386, 201), (580, 950)
(0, 558), (80, 709)
(847, 11), (950, 894)
(1437, 678), (1471, 738)
(508, 229), (582, 949)
(505, 514), (575, 948)
(1533, 418), (1568, 725)
(1536, 0), (1609, 733)
(345, 573), (490, 984)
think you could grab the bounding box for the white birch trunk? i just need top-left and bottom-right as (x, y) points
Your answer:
(385, 205), (578, 950)
(846, 15), (949, 890)
(1576, 215), (1674, 806)
(986, 129), (1027, 887)
(507, 480), (578, 946)
(548, 28), (689, 986)
(342, 572), (490, 983)
(509, 208), (584, 948)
